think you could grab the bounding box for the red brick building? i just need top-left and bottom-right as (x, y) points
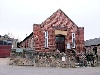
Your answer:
(33, 9), (84, 53)
(21, 9), (84, 53)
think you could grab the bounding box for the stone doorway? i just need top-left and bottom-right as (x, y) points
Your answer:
(56, 34), (65, 52)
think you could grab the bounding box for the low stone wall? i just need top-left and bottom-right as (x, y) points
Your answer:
(34, 52), (76, 68)
(10, 51), (76, 68)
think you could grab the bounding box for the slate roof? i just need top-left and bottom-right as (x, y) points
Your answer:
(20, 32), (33, 44)
(85, 38), (100, 46)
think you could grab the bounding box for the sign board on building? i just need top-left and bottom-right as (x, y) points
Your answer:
(67, 43), (71, 49)
(55, 30), (67, 35)
(62, 56), (65, 61)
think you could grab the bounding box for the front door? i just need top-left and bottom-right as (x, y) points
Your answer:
(56, 35), (65, 52)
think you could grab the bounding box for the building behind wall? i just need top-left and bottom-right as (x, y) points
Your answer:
(85, 38), (100, 62)
(85, 38), (100, 54)
(20, 32), (33, 49)
(20, 9), (84, 54)
(0, 34), (18, 57)
(33, 9), (84, 53)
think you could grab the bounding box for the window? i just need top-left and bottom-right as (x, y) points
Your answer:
(7, 40), (12, 45)
(31, 38), (33, 48)
(56, 37), (64, 41)
(3, 40), (7, 45)
(0, 40), (12, 45)
(56, 37), (61, 41)
(0, 40), (3, 45)
(72, 33), (75, 48)
(45, 31), (48, 48)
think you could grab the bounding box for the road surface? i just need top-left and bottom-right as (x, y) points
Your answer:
(0, 58), (100, 75)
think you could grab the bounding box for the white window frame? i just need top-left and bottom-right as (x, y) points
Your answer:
(45, 31), (48, 48)
(72, 32), (75, 48)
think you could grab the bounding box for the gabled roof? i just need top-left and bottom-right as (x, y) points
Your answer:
(20, 32), (33, 44)
(41, 9), (78, 28)
(85, 38), (100, 46)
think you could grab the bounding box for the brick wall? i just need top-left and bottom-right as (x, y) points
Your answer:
(20, 33), (33, 48)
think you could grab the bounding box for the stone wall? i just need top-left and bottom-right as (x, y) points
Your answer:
(34, 51), (76, 68)
(10, 51), (76, 68)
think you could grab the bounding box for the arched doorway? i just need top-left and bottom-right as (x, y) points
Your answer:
(56, 34), (65, 52)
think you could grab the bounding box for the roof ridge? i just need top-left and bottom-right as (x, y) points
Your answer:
(40, 9), (79, 28)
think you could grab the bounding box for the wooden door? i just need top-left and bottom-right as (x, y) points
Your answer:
(56, 35), (65, 52)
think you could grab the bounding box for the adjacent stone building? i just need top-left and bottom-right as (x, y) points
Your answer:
(20, 32), (33, 48)
(20, 9), (84, 53)
(85, 38), (100, 54)
(85, 38), (100, 62)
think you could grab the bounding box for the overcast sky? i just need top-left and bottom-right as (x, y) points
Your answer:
(0, 0), (100, 41)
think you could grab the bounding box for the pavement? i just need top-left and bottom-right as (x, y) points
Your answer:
(0, 58), (100, 75)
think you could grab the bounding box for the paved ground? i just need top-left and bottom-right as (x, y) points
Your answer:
(0, 58), (100, 75)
